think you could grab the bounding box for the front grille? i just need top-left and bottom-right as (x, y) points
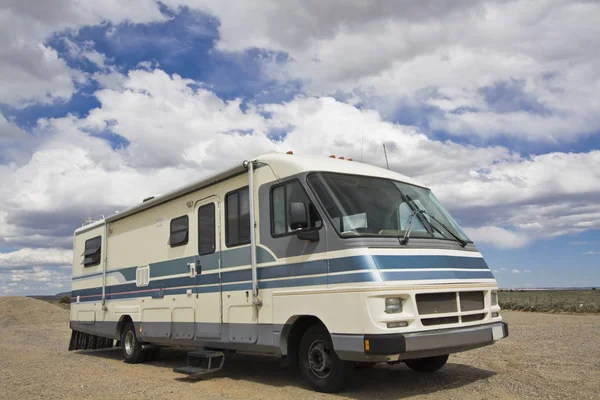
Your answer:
(461, 313), (486, 322)
(460, 291), (484, 311)
(416, 290), (487, 327)
(416, 292), (457, 315)
(422, 316), (459, 326)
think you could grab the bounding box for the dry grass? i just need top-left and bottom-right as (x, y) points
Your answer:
(499, 289), (600, 313)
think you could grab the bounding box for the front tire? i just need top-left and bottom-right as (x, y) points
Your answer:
(404, 354), (449, 372)
(121, 321), (145, 364)
(299, 324), (354, 393)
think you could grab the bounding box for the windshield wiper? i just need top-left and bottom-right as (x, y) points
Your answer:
(429, 213), (468, 247)
(419, 208), (468, 247)
(399, 210), (417, 245)
(404, 195), (468, 248)
(399, 194), (435, 245)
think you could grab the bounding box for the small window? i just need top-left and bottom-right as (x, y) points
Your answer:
(271, 180), (322, 236)
(83, 236), (102, 267)
(198, 203), (216, 255)
(170, 215), (189, 247)
(226, 187), (250, 247)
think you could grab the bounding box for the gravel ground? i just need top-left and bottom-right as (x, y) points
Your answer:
(1, 297), (599, 399)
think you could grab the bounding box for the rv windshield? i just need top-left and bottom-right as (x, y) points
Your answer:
(307, 172), (471, 243)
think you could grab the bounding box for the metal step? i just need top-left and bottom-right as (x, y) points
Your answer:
(173, 350), (225, 378)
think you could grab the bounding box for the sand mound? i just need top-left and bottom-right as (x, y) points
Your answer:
(0, 296), (69, 327)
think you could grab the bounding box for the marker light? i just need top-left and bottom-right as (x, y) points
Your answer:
(329, 155), (336, 158)
(385, 298), (402, 314)
(491, 291), (498, 306)
(286, 151), (293, 155)
(387, 321), (408, 328)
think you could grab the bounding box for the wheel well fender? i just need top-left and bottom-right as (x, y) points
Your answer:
(115, 315), (133, 339)
(280, 315), (325, 364)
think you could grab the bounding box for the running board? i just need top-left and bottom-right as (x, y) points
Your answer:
(173, 350), (225, 378)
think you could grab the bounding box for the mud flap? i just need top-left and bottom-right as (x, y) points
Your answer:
(68, 329), (116, 351)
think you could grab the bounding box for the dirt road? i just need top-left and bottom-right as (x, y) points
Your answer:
(1, 297), (598, 399)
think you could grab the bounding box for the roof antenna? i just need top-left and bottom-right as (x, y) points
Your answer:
(383, 143), (390, 170)
(361, 133), (364, 162)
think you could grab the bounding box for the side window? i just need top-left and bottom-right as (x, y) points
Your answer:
(271, 180), (322, 236)
(226, 187), (250, 247)
(83, 236), (102, 267)
(198, 203), (216, 255)
(170, 215), (189, 247)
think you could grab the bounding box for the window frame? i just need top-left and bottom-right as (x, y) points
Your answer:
(197, 202), (216, 256)
(305, 171), (471, 243)
(225, 186), (251, 248)
(269, 178), (322, 239)
(83, 236), (102, 267)
(169, 215), (189, 248)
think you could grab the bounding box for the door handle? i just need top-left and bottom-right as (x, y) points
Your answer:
(188, 262), (197, 278)
(195, 260), (202, 275)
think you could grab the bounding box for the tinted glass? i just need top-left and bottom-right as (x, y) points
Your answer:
(198, 203), (216, 255)
(226, 187), (250, 246)
(170, 215), (189, 247)
(83, 236), (102, 267)
(271, 180), (321, 236)
(272, 185), (286, 235)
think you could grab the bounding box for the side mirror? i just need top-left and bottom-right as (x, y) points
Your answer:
(289, 202), (308, 230)
(289, 202), (320, 242)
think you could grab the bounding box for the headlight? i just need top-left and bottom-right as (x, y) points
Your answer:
(385, 298), (402, 314)
(491, 291), (498, 306)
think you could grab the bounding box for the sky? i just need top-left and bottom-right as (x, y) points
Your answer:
(0, 0), (599, 295)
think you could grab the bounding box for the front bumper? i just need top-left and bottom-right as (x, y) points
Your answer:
(332, 321), (508, 362)
(365, 321), (508, 357)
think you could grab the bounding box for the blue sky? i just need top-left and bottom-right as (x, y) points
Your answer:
(0, 1), (599, 295)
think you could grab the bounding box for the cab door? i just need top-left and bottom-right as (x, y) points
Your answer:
(194, 196), (222, 339)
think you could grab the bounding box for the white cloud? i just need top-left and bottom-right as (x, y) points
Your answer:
(0, 267), (71, 295)
(167, 0), (600, 142)
(524, 269), (532, 273)
(0, 0), (165, 107)
(584, 251), (600, 255)
(1, 68), (600, 255)
(512, 269), (521, 274)
(0, 248), (72, 269)
(463, 226), (531, 249)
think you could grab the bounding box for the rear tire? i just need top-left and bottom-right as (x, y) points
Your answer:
(404, 354), (449, 372)
(299, 324), (354, 393)
(121, 321), (145, 364)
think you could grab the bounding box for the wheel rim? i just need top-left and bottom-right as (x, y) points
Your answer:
(124, 331), (135, 356)
(308, 339), (333, 378)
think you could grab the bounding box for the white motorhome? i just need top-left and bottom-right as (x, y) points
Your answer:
(69, 152), (507, 393)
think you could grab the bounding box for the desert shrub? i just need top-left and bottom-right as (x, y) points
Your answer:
(59, 296), (71, 304)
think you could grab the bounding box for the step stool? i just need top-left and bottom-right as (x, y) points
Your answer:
(173, 350), (225, 378)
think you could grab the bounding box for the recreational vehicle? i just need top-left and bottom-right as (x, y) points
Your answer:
(69, 152), (507, 393)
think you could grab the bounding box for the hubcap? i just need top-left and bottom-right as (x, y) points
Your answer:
(308, 340), (333, 378)
(125, 331), (135, 356)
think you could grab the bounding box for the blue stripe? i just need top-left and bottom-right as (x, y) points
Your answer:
(373, 255), (488, 270)
(72, 254), (493, 302)
(382, 270), (494, 281)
